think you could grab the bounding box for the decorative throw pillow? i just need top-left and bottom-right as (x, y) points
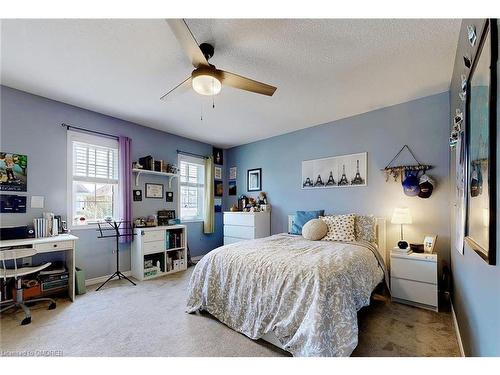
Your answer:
(320, 214), (356, 242)
(290, 210), (325, 235)
(302, 219), (328, 241)
(354, 215), (377, 243)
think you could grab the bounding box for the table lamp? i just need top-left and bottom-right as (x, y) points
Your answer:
(391, 207), (412, 249)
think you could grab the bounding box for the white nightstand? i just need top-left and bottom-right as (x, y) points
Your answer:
(390, 249), (438, 312)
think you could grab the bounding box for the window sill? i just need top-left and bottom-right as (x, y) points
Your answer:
(181, 219), (204, 224)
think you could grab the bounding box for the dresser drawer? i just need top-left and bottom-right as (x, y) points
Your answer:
(391, 277), (437, 307)
(34, 240), (73, 253)
(143, 230), (165, 243)
(390, 256), (437, 284)
(224, 236), (245, 245)
(143, 240), (165, 255)
(224, 213), (255, 227)
(224, 225), (255, 239)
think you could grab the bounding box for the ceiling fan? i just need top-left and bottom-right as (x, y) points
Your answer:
(161, 19), (277, 100)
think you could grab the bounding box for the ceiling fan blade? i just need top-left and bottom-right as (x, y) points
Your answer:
(218, 70), (277, 96)
(160, 76), (192, 101)
(166, 19), (209, 68)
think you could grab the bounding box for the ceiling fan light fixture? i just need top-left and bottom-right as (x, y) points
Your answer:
(192, 69), (222, 96)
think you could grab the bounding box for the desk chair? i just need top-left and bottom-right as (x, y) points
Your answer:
(0, 247), (56, 325)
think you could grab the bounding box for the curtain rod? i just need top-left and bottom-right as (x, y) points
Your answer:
(176, 149), (208, 159)
(61, 123), (119, 140)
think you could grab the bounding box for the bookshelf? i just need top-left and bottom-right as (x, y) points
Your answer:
(132, 169), (179, 188)
(131, 225), (187, 281)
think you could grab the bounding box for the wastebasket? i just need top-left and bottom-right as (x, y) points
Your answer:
(75, 267), (86, 295)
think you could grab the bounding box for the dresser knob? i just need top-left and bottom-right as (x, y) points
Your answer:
(53, 244), (57, 247)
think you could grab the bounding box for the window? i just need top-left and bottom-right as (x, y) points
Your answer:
(178, 154), (205, 222)
(67, 131), (119, 228)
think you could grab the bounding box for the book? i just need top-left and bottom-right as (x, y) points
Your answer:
(139, 155), (153, 171)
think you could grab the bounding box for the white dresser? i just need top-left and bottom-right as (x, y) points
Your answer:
(223, 211), (271, 245)
(390, 250), (438, 311)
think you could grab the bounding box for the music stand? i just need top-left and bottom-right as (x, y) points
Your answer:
(95, 220), (136, 291)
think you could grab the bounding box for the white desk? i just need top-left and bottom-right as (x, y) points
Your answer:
(0, 234), (79, 301)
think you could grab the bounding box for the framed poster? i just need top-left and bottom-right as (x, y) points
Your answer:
(213, 147), (223, 165)
(228, 180), (237, 196)
(214, 180), (223, 197)
(301, 152), (367, 189)
(247, 168), (262, 192)
(229, 167), (237, 180)
(0, 152), (27, 192)
(145, 183), (164, 199)
(214, 166), (222, 180)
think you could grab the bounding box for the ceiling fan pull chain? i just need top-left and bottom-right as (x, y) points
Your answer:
(200, 102), (203, 121)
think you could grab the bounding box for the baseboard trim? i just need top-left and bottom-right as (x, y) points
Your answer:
(451, 302), (465, 357)
(85, 270), (133, 287)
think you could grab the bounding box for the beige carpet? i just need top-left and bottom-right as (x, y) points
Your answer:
(0, 268), (460, 357)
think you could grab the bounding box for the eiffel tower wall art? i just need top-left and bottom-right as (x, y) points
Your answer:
(301, 152), (367, 189)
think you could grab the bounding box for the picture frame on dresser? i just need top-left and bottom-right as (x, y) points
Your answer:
(464, 18), (497, 265)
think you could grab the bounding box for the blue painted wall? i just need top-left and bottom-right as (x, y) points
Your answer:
(449, 19), (500, 356)
(225, 92), (451, 276)
(0, 86), (223, 279)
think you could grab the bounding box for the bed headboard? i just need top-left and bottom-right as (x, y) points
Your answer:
(287, 215), (387, 264)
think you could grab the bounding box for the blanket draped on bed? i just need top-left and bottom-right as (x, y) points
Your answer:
(186, 234), (385, 357)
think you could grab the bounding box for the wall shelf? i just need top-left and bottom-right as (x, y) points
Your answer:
(132, 168), (179, 188)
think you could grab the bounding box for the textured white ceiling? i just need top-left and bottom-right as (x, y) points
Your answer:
(0, 19), (460, 148)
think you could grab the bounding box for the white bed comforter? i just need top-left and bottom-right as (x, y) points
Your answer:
(186, 234), (385, 357)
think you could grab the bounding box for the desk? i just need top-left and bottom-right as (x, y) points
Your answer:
(0, 234), (79, 301)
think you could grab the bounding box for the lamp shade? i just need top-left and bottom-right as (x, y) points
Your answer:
(391, 207), (412, 225)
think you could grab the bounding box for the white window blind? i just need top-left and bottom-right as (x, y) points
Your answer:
(73, 141), (118, 183)
(178, 154), (205, 222)
(67, 131), (120, 228)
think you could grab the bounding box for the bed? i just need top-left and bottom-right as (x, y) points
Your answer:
(186, 216), (388, 357)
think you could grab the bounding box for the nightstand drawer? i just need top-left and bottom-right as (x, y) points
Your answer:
(391, 277), (437, 307)
(391, 256), (437, 284)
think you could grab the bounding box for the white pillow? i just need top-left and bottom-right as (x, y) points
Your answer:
(320, 214), (356, 242)
(302, 219), (328, 241)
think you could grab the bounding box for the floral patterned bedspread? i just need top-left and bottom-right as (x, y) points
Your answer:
(186, 234), (385, 357)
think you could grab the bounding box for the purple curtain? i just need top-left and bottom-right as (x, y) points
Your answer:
(119, 136), (132, 243)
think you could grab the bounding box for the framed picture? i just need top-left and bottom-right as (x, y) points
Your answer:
(464, 19), (497, 265)
(228, 180), (237, 196)
(0, 152), (27, 192)
(301, 152), (367, 189)
(214, 198), (222, 212)
(214, 180), (223, 197)
(145, 183), (164, 199)
(133, 189), (142, 201)
(214, 166), (222, 180)
(229, 167), (237, 180)
(247, 168), (262, 192)
(423, 235), (438, 254)
(166, 191), (173, 202)
(213, 147), (223, 165)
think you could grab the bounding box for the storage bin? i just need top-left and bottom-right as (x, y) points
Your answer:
(75, 267), (86, 295)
